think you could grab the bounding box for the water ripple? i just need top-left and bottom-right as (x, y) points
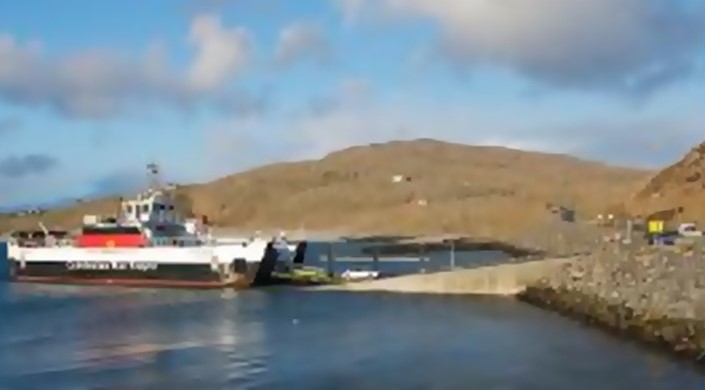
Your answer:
(1, 284), (705, 389)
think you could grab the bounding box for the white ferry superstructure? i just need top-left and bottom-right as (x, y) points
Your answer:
(4, 164), (307, 288)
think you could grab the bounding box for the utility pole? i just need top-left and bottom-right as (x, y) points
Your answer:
(327, 242), (335, 277)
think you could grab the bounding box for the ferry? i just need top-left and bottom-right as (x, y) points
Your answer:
(3, 164), (308, 289)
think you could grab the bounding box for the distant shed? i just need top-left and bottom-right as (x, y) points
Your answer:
(392, 175), (411, 183)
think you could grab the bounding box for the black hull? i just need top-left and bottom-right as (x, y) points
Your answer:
(6, 241), (304, 289)
(9, 262), (255, 289)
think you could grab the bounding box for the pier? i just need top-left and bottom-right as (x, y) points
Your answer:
(316, 256), (574, 295)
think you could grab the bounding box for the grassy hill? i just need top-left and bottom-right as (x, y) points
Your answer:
(0, 139), (650, 240)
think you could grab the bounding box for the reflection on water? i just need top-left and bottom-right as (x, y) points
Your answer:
(0, 284), (271, 388)
(1, 282), (705, 389)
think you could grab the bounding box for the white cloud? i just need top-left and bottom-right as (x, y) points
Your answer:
(274, 22), (331, 67)
(268, 77), (703, 168)
(287, 105), (562, 162)
(356, 0), (705, 93)
(0, 15), (252, 118)
(188, 14), (251, 91)
(287, 103), (703, 169)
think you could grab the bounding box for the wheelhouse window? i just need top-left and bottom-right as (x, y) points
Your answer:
(82, 226), (142, 235)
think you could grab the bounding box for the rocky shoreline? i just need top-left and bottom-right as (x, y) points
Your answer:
(275, 225), (705, 364)
(517, 243), (705, 364)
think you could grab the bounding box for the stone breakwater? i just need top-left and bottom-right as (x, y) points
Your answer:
(518, 245), (705, 362)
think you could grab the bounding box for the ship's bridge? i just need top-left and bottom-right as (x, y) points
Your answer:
(121, 190), (178, 225)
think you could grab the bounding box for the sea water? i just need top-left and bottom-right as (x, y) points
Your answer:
(0, 241), (8, 282)
(1, 243), (704, 389)
(1, 286), (705, 388)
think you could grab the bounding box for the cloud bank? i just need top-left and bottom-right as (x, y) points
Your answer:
(263, 77), (703, 169)
(188, 14), (251, 90)
(0, 14), (250, 119)
(0, 154), (58, 179)
(346, 0), (705, 94)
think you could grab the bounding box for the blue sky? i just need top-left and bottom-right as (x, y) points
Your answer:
(1, 0), (704, 208)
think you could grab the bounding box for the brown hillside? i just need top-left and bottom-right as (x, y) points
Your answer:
(628, 141), (705, 224)
(1, 139), (650, 239)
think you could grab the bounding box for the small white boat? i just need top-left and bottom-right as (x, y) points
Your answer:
(341, 269), (380, 280)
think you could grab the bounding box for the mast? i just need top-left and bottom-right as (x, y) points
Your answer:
(146, 162), (161, 192)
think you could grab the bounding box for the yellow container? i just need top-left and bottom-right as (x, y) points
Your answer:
(647, 220), (664, 233)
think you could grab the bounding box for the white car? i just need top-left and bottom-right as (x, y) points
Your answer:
(678, 223), (703, 237)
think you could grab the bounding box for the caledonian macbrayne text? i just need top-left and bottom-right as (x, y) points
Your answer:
(65, 262), (159, 271)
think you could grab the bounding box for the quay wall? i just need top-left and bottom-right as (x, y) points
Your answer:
(319, 245), (705, 364)
(318, 256), (574, 295)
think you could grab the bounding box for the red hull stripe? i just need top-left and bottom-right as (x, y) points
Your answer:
(76, 234), (146, 248)
(14, 276), (249, 289)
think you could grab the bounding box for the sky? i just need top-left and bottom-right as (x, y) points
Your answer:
(1, 0), (704, 209)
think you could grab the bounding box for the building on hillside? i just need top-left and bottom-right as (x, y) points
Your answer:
(13, 207), (45, 217)
(548, 204), (576, 222)
(392, 175), (411, 183)
(560, 207), (576, 222)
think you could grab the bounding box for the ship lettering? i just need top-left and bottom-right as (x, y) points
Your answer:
(113, 262), (129, 270)
(131, 262), (158, 271)
(66, 261), (112, 271)
(65, 261), (158, 271)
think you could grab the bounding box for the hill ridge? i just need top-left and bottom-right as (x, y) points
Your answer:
(628, 140), (705, 222)
(1, 139), (651, 238)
